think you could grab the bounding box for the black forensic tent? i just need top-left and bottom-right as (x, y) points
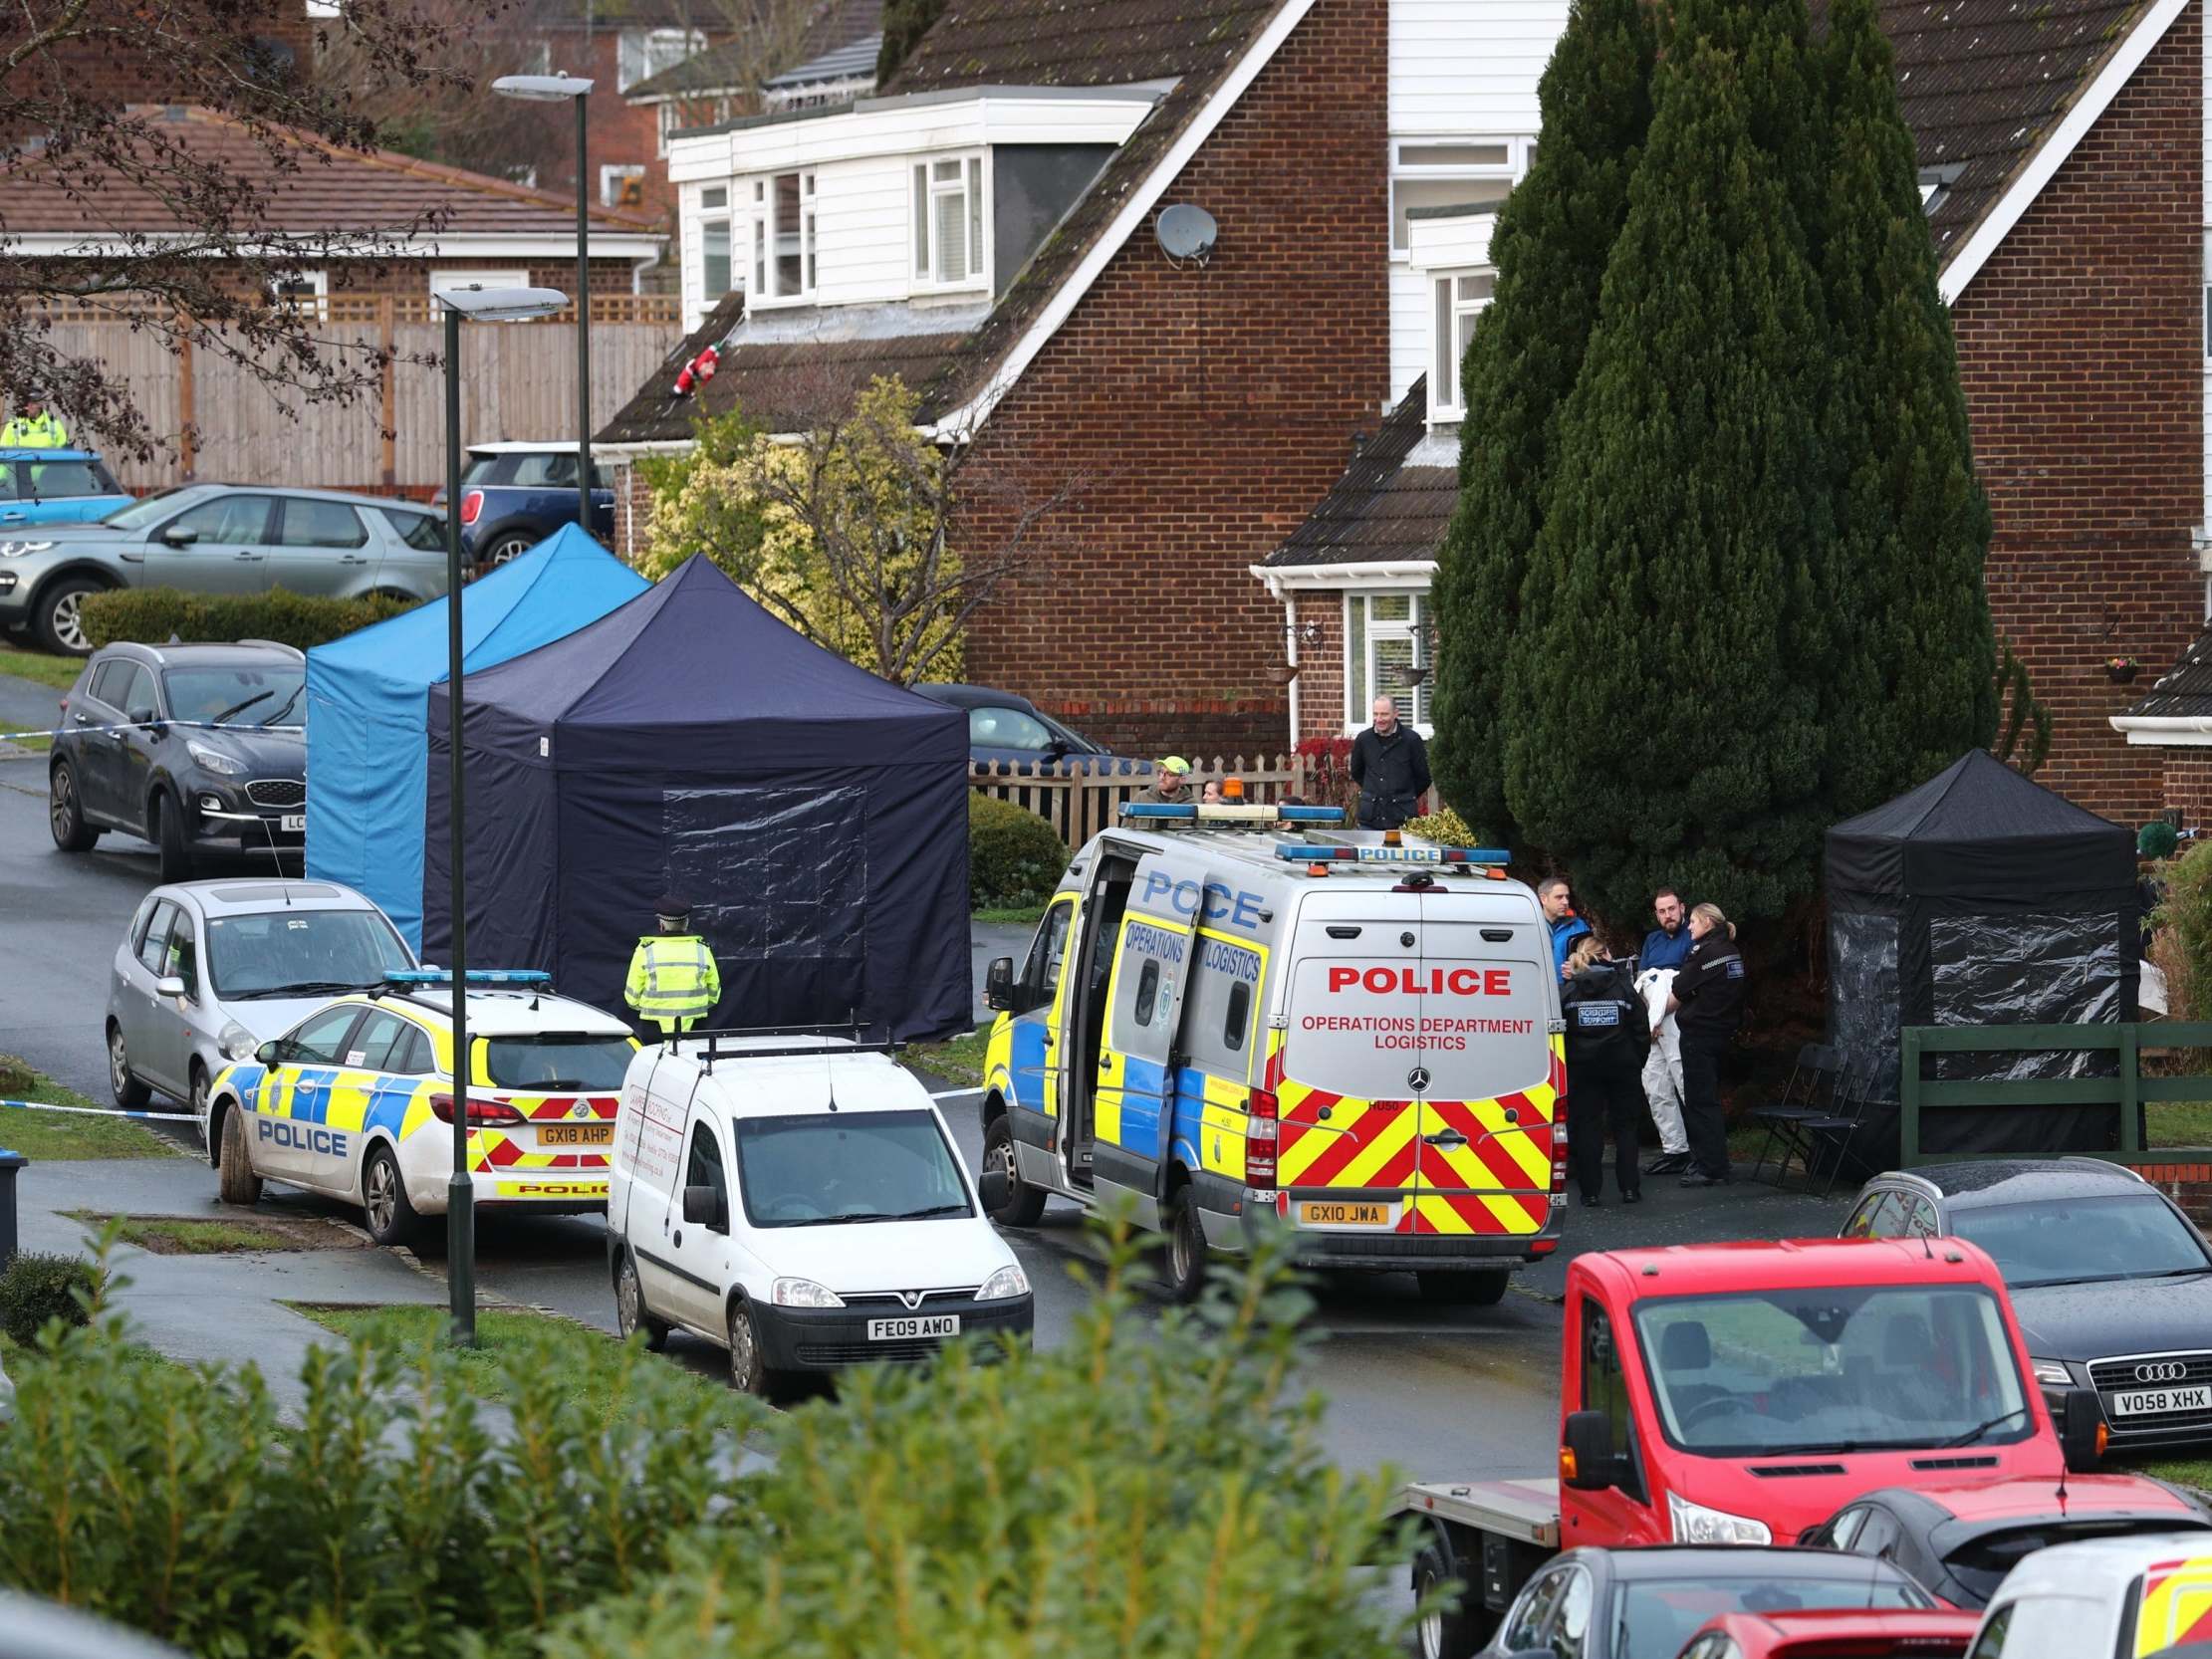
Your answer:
(423, 555), (970, 1040)
(1827, 748), (2140, 1158)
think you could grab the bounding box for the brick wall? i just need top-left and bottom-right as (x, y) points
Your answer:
(544, 27), (729, 228)
(1951, 3), (2204, 826)
(2163, 749), (2212, 828)
(953, 0), (1386, 759)
(5, 4), (313, 105)
(1291, 590), (1348, 747)
(2127, 1161), (2212, 1226)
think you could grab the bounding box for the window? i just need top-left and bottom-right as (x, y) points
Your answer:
(1223, 983), (1251, 1053)
(276, 499), (367, 550)
(742, 170), (815, 302)
(162, 664), (302, 727)
(734, 1109), (972, 1227)
(387, 1025), (434, 1075)
(1499, 1568), (1569, 1654)
(616, 26), (702, 93)
(1024, 898), (1073, 998)
(90, 659), (134, 710)
(700, 203), (732, 299)
(683, 1120), (727, 1229)
(107, 662), (155, 718)
(285, 1006), (365, 1066)
(969, 705), (1060, 752)
(137, 900), (179, 974)
(166, 494), (276, 546)
(1391, 137), (1526, 253)
(1582, 1297), (1642, 1499)
(913, 155), (985, 288)
(204, 908), (411, 998)
(1965, 1601), (2012, 1659)
(1133, 960), (1160, 1027)
(269, 269), (327, 320)
(1344, 591), (1431, 733)
(379, 507), (444, 551)
(348, 1010), (411, 1071)
(1430, 270), (1494, 418)
(483, 1036), (634, 1089)
(1551, 1567), (1592, 1658)
(161, 911), (199, 997)
(601, 164), (646, 208)
(22, 459), (120, 500)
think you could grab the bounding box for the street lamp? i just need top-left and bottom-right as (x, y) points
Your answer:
(492, 71), (598, 537)
(432, 280), (569, 1345)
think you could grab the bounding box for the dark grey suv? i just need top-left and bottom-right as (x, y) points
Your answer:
(50, 641), (309, 880)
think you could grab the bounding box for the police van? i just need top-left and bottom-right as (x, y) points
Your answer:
(978, 806), (1567, 1304)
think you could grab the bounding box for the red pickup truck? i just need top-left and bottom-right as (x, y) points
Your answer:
(1391, 1238), (2109, 1659)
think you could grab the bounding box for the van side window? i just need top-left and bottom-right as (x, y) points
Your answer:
(685, 1122), (727, 1228)
(1582, 1297), (1642, 1498)
(1025, 899), (1072, 998)
(1965, 1601), (2010, 1658)
(1223, 982), (1250, 1052)
(1133, 961), (1160, 1027)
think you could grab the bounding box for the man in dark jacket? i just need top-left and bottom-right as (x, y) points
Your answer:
(1350, 696), (1431, 830)
(1562, 942), (1650, 1205)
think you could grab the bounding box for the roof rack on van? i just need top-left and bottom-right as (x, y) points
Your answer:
(1118, 803), (1347, 827)
(681, 1019), (904, 1071)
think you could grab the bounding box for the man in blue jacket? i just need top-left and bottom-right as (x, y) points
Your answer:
(1540, 876), (1590, 980)
(1640, 888), (1694, 972)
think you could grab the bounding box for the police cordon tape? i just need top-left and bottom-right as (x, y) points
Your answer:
(1, 717), (294, 744)
(1, 1098), (203, 1124)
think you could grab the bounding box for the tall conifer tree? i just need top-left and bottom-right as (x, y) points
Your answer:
(1426, 0), (1655, 839)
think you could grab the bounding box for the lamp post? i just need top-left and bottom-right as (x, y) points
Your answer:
(433, 281), (570, 1345)
(492, 72), (598, 537)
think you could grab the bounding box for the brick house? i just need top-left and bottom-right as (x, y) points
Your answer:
(623, 0), (881, 166)
(1260, 0), (2210, 832)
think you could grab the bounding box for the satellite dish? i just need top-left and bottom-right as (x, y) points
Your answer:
(1155, 203), (1218, 266)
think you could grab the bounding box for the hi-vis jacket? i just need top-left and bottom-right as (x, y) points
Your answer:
(624, 934), (721, 1033)
(0, 410), (67, 447)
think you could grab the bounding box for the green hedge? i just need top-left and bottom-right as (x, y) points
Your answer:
(80, 587), (422, 652)
(0, 1253), (99, 1345)
(969, 792), (1068, 909)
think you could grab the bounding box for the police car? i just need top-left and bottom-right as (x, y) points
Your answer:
(979, 805), (1567, 1304)
(202, 969), (635, 1243)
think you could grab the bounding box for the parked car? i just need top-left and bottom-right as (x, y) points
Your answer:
(1470, 1545), (1936, 1659)
(0, 1593), (195, 1659)
(1963, 1531), (2212, 1658)
(1797, 1476), (2212, 1608)
(0, 483), (447, 653)
(910, 682), (1148, 774)
(51, 641), (312, 879)
(0, 448), (130, 529)
(430, 441), (614, 569)
(1674, 1607), (1983, 1658)
(1843, 1159), (2212, 1454)
(106, 876), (415, 1126)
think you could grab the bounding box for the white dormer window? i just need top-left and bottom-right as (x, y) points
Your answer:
(617, 26), (703, 93)
(913, 154), (986, 290)
(1391, 138), (1528, 254)
(1429, 269), (1494, 419)
(744, 171), (816, 304)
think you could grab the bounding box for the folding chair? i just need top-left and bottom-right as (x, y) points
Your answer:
(1802, 1059), (1877, 1198)
(1748, 1043), (1837, 1186)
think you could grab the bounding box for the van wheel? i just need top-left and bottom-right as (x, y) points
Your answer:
(727, 1298), (770, 1396)
(217, 1102), (263, 1206)
(1417, 1269), (1511, 1306)
(362, 1145), (418, 1246)
(1164, 1185), (1208, 1304)
(982, 1113), (1045, 1227)
(108, 1022), (151, 1109)
(614, 1251), (668, 1351)
(1413, 1542), (1478, 1659)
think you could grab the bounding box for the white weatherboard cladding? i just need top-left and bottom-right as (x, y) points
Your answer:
(1390, 0), (1566, 133)
(1389, 264), (1432, 405)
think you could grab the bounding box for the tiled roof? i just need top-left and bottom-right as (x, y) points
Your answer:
(1264, 381), (1456, 568)
(4, 105), (658, 239)
(2120, 631), (2212, 720)
(881, 0), (1276, 94)
(598, 294), (970, 439)
(1866, 0), (2158, 266)
(625, 0), (882, 99)
(765, 33), (882, 88)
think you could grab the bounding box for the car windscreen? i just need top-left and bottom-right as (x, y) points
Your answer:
(103, 485), (207, 531)
(1944, 1521), (2209, 1606)
(732, 1108), (973, 1228)
(22, 459), (120, 499)
(1614, 1567), (1931, 1659)
(1948, 1193), (2212, 1289)
(1633, 1284), (2033, 1457)
(482, 1036), (633, 1090)
(162, 665), (305, 729)
(206, 909), (414, 999)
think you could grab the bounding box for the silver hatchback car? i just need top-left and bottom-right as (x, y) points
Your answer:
(106, 878), (416, 1131)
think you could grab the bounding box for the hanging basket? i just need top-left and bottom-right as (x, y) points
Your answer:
(2106, 660), (2141, 685)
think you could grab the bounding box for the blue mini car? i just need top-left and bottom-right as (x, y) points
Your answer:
(0, 448), (130, 528)
(430, 441), (615, 570)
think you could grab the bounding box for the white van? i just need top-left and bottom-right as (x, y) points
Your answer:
(979, 808), (1567, 1304)
(606, 1032), (1034, 1394)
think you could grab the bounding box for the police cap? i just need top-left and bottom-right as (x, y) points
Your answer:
(653, 892), (692, 921)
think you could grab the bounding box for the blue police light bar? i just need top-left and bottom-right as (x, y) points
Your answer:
(1272, 842), (1512, 866)
(388, 968), (553, 986)
(1122, 803), (1197, 820)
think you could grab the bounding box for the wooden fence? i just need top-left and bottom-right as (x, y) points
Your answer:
(970, 754), (1332, 848)
(37, 305), (685, 493)
(1898, 1022), (2212, 1164)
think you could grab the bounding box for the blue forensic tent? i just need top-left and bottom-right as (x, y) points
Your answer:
(305, 525), (649, 950)
(423, 555), (970, 1041)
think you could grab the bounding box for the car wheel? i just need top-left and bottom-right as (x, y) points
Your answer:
(35, 576), (102, 655)
(614, 1251), (669, 1352)
(151, 791), (194, 882)
(1413, 1542), (1479, 1659)
(1416, 1269), (1511, 1306)
(484, 531), (537, 565)
(48, 759), (100, 851)
(362, 1144), (419, 1246)
(188, 1062), (211, 1139)
(1164, 1184), (1208, 1304)
(726, 1297), (770, 1396)
(217, 1101), (263, 1206)
(107, 1022), (151, 1110)
(981, 1112), (1046, 1227)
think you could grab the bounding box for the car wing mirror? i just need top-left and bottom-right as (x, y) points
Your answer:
(984, 955), (1018, 1013)
(1562, 1409), (1625, 1492)
(159, 526), (198, 546)
(254, 1042), (279, 1066)
(2061, 1386), (2109, 1470)
(154, 975), (187, 999)
(682, 1184), (724, 1231)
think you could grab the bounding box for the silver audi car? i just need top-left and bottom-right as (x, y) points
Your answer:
(107, 877), (416, 1131)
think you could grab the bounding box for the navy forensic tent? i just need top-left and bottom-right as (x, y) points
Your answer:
(304, 525), (648, 951)
(423, 555), (970, 1040)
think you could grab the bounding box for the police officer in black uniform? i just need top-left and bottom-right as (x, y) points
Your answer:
(1561, 936), (1650, 1206)
(1670, 902), (1748, 1188)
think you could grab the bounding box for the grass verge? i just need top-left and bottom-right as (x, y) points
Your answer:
(0, 1060), (178, 1160)
(2143, 1457), (2212, 1494)
(66, 1212), (355, 1255)
(0, 735), (52, 756)
(974, 904), (1047, 928)
(0, 641), (82, 691)
(286, 1303), (741, 1417)
(909, 1026), (989, 1088)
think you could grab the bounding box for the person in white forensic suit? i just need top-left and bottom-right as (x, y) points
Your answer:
(1635, 965), (1690, 1175)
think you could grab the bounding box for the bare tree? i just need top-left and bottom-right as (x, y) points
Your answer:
(0, 0), (462, 458)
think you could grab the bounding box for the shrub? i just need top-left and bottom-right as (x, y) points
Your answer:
(969, 792), (1067, 909)
(0, 1252), (100, 1344)
(1294, 736), (1359, 816)
(80, 587), (420, 652)
(2156, 839), (2212, 1033)
(1406, 806), (1479, 846)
